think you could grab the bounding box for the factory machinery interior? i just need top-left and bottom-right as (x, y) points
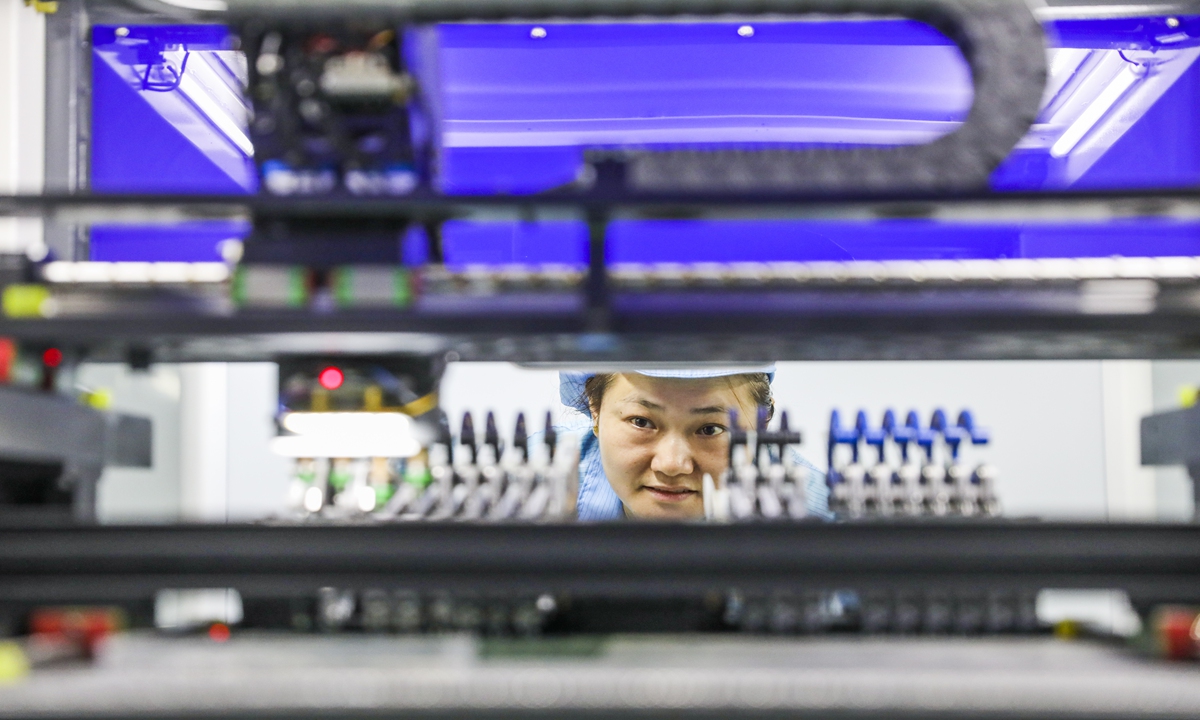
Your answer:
(6, 0), (1200, 717)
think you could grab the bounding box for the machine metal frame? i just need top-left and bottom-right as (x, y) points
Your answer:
(2, 521), (1198, 606)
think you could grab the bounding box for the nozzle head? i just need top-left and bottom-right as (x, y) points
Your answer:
(514, 412), (528, 457)
(460, 412), (475, 447)
(485, 411), (500, 448)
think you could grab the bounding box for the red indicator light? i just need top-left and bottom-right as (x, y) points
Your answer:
(208, 622), (231, 643)
(42, 348), (63, 368)
(317, 366), (344, 390)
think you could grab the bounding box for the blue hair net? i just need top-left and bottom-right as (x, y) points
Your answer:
(559, 365), (776, 418)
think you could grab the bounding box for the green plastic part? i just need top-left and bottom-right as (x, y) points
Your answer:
(328, 467), (352, 492)
(332, 268), (354, 308)
(230, 267), (247, 306)
(285, 267), (307, 307)
(404, 466), (432, 489)
(394, 269), (413, 307)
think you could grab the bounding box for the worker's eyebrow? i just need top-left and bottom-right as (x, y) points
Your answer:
(619, 393), (667, 410)
(622, 395), (728, 415)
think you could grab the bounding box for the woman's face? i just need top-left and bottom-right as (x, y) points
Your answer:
(592, 373), (755, 520)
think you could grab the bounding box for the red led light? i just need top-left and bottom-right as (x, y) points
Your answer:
(317, 366), (344, 390)
(208, 622), (231, 643)
(42, 348), (63, 368)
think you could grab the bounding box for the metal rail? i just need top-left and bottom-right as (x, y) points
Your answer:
(2, 521), (1199, 606)
(4, 188), (1200, 223)
(3, 188), (1200, 360)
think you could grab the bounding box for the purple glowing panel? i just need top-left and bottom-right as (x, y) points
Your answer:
(440, 219), (1200, 265)
(992, 16), (1200, 190)
(92, 26), (255, 194)
(441, 220), (588, 266)
(435, 20), (972, 194)
(90, 221), (249, 262)
(604, 220), (1200, 262)
(91, 25), (254, 261)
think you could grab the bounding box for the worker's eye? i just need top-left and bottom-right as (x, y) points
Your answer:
(628, 416), (655, 430)
(697, 424), (726, 437)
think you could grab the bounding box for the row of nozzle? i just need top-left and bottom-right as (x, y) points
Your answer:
(827, 409), (999, 519)
(828, 409), (990, 465)
(391, 411), (580, 521)
(709, 409), (811, 521)
(288, 411), (579, 521)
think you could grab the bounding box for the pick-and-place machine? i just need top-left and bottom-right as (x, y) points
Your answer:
(6, 0), (1200, 717)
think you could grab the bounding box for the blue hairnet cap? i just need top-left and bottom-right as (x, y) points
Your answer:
(560, 365), (776, 417)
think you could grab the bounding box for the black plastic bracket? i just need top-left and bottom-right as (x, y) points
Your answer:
(600, 0), (1047, 193)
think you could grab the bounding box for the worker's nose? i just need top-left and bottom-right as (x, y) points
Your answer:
(650, 433), (695, 477)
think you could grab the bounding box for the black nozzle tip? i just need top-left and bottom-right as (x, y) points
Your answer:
(460, 412), (475, 445)
(514, 412), (528, 449)
(485, 411), (499, 446)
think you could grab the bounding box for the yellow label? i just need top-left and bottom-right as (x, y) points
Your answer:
(83, 389), (114, 410)
(0, 641), (29, 683)
(364, 385), (383, 412)
(1053, 620), (1080, 639)
(2, 285), (50, 319)
(24, 0), (58, 13)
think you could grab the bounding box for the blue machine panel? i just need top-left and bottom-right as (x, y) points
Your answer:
(90, 25), (253, 262)
(90, 18), (1200, 263)
(435, 20), (972, 194)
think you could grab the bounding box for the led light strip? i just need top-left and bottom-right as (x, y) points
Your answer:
(41, 262), (230, 284)
(611, 256), (1200, 287)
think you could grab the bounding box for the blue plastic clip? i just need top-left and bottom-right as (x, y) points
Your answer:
(884, 409), (917, 461)
(906, 410), (937, 461)
(931, 408), (970, 459)
(827, 410), (861, 486)
(957, 410), (991, 445)
(857, 410), (887, 465)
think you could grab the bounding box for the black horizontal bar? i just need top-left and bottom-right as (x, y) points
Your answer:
(2, 521), (1199, 605)
(2, 187), (1200, 220)
(4, 306), (1200, 362)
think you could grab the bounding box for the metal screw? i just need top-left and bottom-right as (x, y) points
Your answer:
(115, 27), (129, 37)
(737, 25), (755, 38)
(530, 26), (547, 39)
(1167, 17), (1181, 28)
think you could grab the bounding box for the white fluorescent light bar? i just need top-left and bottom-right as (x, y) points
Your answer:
(269, 435), (421, 459)
(281, 412), (413, 436)
(178, 68), (254, 157)
(273, 412), (420, 458)
(1050, 65), (1141, 158)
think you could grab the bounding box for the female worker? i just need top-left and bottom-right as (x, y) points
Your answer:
(559, 367), (830, 521)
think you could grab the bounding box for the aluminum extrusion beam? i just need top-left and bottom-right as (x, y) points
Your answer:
(6, 189), (1200, 223)
(2, 521), (1199, 605)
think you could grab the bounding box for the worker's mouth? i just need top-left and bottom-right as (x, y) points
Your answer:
(643, 485), (697, 503)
